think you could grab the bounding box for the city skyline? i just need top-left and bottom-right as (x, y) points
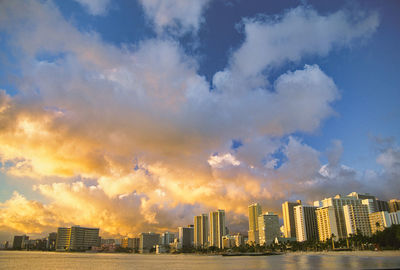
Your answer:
(0, 0), (400, 242)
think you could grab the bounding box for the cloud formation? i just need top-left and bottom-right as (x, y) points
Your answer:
(138, 0), (210, 35)
(0, 0), (395, 239)
(73, 0), (111, 15)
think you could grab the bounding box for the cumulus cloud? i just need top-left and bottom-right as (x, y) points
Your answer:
(214, 5), (379, 91)
(138, 0), (210, 35)
(0, 0), (394, 239)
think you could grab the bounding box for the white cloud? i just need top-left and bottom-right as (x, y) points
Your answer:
(214, 5), (379, 91)
(138, 0), (210, 35)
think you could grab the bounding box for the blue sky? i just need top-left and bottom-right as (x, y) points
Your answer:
(0, 0), (399, 238)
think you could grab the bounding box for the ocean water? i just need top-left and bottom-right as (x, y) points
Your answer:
(1, 251), (400, 269)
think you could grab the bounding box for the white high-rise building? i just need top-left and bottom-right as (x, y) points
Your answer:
(293, 205), (318, 242)
(258, 212), (280, 245)
(343, 204), (371, 237)
(209, 210), (226, 248)
(248, 203), (262, 244)
(194, 214), (209, 248)
(362, 199), (377, 214)
(389, 211), (400, 225)
(317, 194), (364, 239)
(316, 206), (339, 241)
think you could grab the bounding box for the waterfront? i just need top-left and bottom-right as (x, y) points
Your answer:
(1, 251), (400, 270)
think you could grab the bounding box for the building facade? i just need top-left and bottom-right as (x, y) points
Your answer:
(194, 214), (208, 248)
(258, 212), (280, 245)
(178, 226), (194, 249)
(343, 204), (371, 237)
(369, 211), (391, 234)
(139, 233), (160, 253)
(293, 205), (318, 242)
(316, 206), (339, 241)
(55, 226), (99, 251)
(209, 210), (226, 248)
(282, 201), (301, 239)
(248, 203), (262, 244)
(388, 199), (400, 213)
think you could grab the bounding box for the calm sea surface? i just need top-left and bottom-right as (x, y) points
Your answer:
(1, 251), (400, 270)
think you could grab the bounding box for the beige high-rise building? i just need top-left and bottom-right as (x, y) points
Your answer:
(293, 205), (318, 242)
(369, 211), (391, 234)
(316, 206), (339, 241)
(258, 212), (280, 245)
(282, 200), (301, 238)
(343, 204), (371, 237)
(194, 214), (209, 248)
(388, 199), (400, 213)
(248, 203), (262, 244)
(55, 226), (99, 251)
(318, 195), (364, 239)
(209, 210), (226, 248)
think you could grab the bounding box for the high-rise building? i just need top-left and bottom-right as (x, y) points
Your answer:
(139, 233), (160, 253)
(376, 200), (389, 212)
(361, 199), (376, 214)
(178, 226), (194, 249)
(293, 205), (318, 242)
(282, 200), (301, 238)
(161, 232), (175, 246)
(316, 206), (339, 241)
(388, 199), (400, 213)
(233, 233), (244, 247)
(209, 210), (226, 248)
(47, 232), (57, 250)
(389, 211), (400, 225)
(221, 235), (236, 249)
(121, 237), (140, 249)
(12, 235), (28, 250)
(318, 195), (364, 239)
(343, 204), (371, 237)
(369, 211), (391, 234)
(56, 226), (99, 251)
(258, 212), (280, 245)
(194, 214), (208, 248)
(248, 203), (262, 244)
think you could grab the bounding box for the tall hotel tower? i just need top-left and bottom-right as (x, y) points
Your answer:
(248, 203), (262, 244)
(209, 210), (226, 248)
(282, 200), (301, 238)
(194, 214), (209, 248)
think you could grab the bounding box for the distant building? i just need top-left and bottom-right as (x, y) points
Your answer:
(317, 194), (365, 239)
(293, 205), (318, 242)
(369, 211), (391, 234)
(12, 235), (28, 250)
(47, 232), (57, 250)
(233, 233), (244, 247)
(194, 214), (208, 248)
(316, 206), (339, 241)
(282, 201), (301, 239)
(121, 237), (140, 250)
(343, 204), (371, 237)
(178, 226), (194, 249)
(388, 199), (400, 213)
(209, 210), (226, 248)
(139, 233), (160, 253)
(222, 235), (236, 249)
(161, 232), (175, 246)
(56, 226), (99, 251)
(258, 212), (280, 245)
(248, 203), (262, 245)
